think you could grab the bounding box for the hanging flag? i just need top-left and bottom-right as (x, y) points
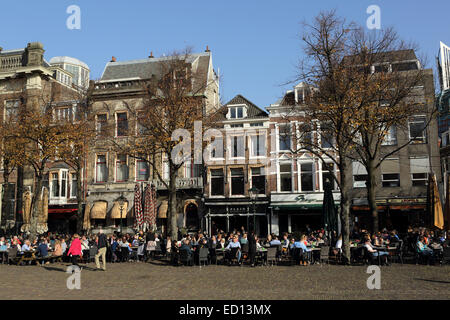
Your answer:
(133, 184), (143, 230)
(432, 174), (444, 230)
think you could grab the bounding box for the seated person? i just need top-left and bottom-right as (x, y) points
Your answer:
(332, 235), (343, 256)
(216, 238), (227, 249)
(269, 236), (282, 246)
(239, 233), (248, 246)
(179, 240), (193, 263)
(364, 236), (389, 265)
(21, 240), (31, 253)
(416, 236), (435, 264)
(226, 236), (242, 263)
(53, 240), (62, 256)
(38, 238), (50, 262)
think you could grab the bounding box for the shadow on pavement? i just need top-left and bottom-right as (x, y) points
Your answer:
(414, 278), (450, 284)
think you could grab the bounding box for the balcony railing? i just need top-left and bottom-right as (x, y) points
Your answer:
(0, 55), (23, 70)
(152, 177), (203, 190)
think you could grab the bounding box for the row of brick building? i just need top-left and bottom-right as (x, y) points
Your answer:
(0, 42), (442, 236)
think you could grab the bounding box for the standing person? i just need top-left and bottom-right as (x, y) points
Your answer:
(95, 229), (108, 271)
(67, 234), (82, 270)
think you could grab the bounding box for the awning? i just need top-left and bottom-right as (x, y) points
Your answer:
(110, 201), (128, 219)
(158, 200), (168, 218)
(48, 208), (78, 214)
(272, 203), (324, 210)
(90, 201), (107, 219)
(353, 204), (426, 211)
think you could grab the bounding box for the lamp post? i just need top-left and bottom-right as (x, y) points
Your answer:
(118, 193), (126, 234)
(249, 186), (259, 234)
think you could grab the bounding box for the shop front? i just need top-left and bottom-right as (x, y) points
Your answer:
(270, 192), (340, 235)
(204, 199), (269, 236)
(352, 197), (428, 232)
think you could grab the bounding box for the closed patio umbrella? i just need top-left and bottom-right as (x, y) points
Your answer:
(133, 184), (143, 230)
(83, 203), (91, 231)
(322, 179), (337, 237)
(431, 174), (444, 230)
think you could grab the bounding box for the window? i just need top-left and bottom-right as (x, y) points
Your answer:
(184, 161), (202, 178)
(230, 136), (244, 158)
(280, 163), (292, 192)
(382, 174), (400, 187)
(4, 100), (19, 120)
(410, 157), (430, 187)
(381, 159), (400, 187)
(136, 160), (149, 181)
(210, 169), (224, 196)
(96, 155), (108, 183)
(70, 173), (77, 198)
(382, 126), (397, 146)
(250, 122), (264, 127)
(230, 124), (243, 128)
(96, 114), (107, 135)
(229, 106), (244, 119)
(210, 137), (224, 159)
(298, 123), (312, 148)
(320, 123), (333, 148)
(51, 173), (59, 197)
(115, 155), (128, 182)
(409, 116), (427, 143)
(251, 167), (265, 194)
(162, 154), (169, 180)
(279, 124), (291, 151)
(300, 163), (314, 191)
(61, 171), (67, 197)
(55, 107), (72, 122)
(116, 112), (128, 136)
(230, 168), (245, 195)
(250, 135), (265, 157)
(322, 163), (335, 190)
(136, 112), (148, 135)
(352, 161), (368, 188)
(50, 170), (68, 198)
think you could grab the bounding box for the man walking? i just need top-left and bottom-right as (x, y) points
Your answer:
(95, 229), (108, 271)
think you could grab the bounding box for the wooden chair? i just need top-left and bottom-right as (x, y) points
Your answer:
(266, 247), (278, 266)
(320, 246), (330, 265)
(198, 247), (209, 267)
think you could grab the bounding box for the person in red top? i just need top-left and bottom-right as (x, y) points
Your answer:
(67, 234), (82, 268)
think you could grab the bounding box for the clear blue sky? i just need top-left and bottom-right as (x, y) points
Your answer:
(1, 0), (449, 108)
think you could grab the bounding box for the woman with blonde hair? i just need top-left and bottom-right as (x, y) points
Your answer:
(53, 239), (62, 256)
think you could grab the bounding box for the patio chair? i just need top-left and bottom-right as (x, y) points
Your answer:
(120, 247), (130, 262)
(7, 247), (19, 265)
(363, 247), (380, 266)
(441, 247), (450, 265)
(320, 246), (330, 265)
(226, 247), (241, 266)
(137, 244), (145, 262)
(241, 243), (249, 262)
(266, 247), (278, 266)
(389, 241), (403, 264)
(88, 247), (98, 263)
(198, 247), (209, 267)
(179, 249), (193, 266)
(146, 241), (156, 260)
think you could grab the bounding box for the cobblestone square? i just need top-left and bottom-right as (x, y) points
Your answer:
(1, 261), (449, 300)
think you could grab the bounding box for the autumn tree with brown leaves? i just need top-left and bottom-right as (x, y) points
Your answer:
(108, 49), (222, 240)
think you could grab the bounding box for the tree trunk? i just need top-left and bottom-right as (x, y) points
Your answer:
(76, 168), (84, 234)
(339, 159), (351, 265)
(15, 165), (24, 234)
(367, 159), (379, 233)
(29, 174), (43, 241)
(168, 169), (178, 241)
(1, 165), (10, 229)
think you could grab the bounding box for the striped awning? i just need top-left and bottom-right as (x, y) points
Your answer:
(90, 201), (107, 219)
(110, 201), (128, 219)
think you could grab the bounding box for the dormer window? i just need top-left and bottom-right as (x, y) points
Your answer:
(229, 106), (245, 119)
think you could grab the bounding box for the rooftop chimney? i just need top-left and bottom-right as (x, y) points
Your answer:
(205, 45), (210, 52)
(149, 51), (154, 58)
(111, 56), (117, 62)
